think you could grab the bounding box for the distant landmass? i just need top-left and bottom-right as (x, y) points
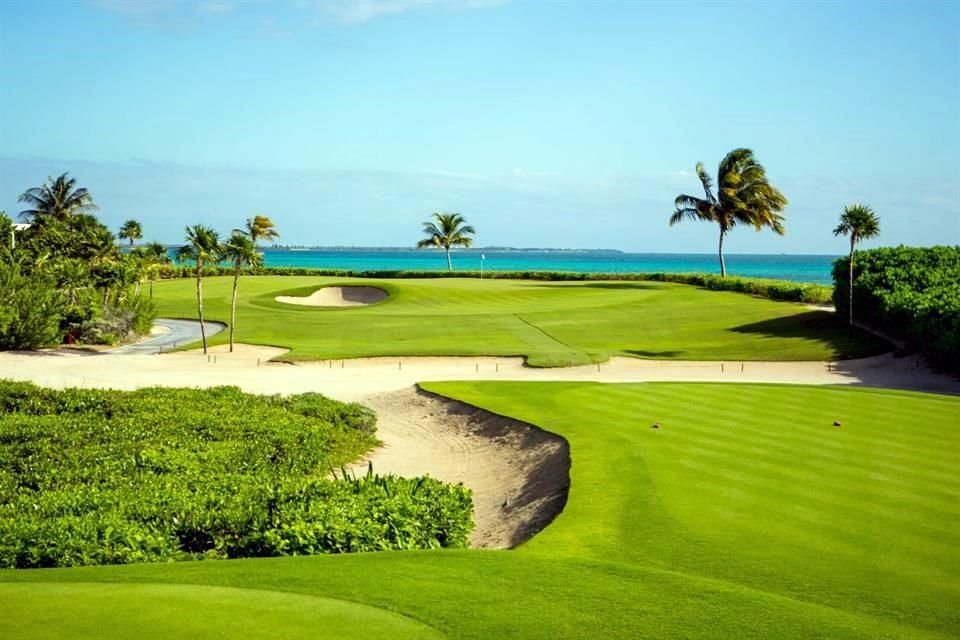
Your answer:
(269, 246), (625, 254)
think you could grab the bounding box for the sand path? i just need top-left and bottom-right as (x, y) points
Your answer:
(1, 347), (956, 548)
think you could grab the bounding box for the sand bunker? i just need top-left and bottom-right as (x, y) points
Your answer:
(276, 286), (388, 307)
(348, 387), (570, 549)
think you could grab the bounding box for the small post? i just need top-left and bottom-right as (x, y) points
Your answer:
(329, 360), (332, 369)
(214, 355), (217, 364)
(341, 360), (344, 369)
(741, 362), (744, 372)
(475, 363), (479, 372)
(398, 360), (402, 371)
(721, 363), (725, 373)
(495, 363), (499, 372)
(207, 354), (211, 363)
(597, 363), (601, 372)
(257, 357), (261, 367)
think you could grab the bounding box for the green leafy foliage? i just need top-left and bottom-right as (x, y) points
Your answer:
(0, 382), (473, 568)
(832, 245), (960, 372)
(0, 259), (64, 349)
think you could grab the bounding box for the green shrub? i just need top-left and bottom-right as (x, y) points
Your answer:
(74, 295), (158, 345)
(0, 259), (64, 349)
(0, 382), (473, 568)
(832, 245), (960, 373)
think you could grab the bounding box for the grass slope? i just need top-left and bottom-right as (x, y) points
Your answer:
(151, 276), (886, 365)
(3, 383), (957, 639)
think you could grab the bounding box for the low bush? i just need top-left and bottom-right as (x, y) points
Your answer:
(832, 245), (960, 373)
(0, 382), (473, 568)
(0, 259), (64, 349)
(156, 265), (832, 304)
(74, 295), (158, 345)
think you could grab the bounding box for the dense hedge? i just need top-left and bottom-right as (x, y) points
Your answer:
(156, 265), (832, 304)
(0, 382), (473, 568)
(832, 245), (960, 373)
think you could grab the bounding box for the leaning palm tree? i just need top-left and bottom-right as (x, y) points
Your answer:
(236, 215), (279, 245)
(416, 212), (476, 271)
(118, 219), (143, 248)
(18, 173), (99, 223)
(670, 149), (788, 277)
(222, 232), (262, 352)
(175, 225), (222, 354)
(833, 204), (880, 329)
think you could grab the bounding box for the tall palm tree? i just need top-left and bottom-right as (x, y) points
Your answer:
(236, 215), (279, 245)
(416, 212), (476, 271)
(222, 232), (262, 352)
(18, 173), (99, 223)
(175, 225), (222, 354)
(119, 219), (143, 248)
(833, 204), (880, 329)
(139, 242), (171, 298)
(670, 148), (788, 277)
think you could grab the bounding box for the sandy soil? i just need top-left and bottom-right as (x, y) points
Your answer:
(1, 346), (956, 547)
(275, 286), (387, 307)
(349, 388), (569, 548)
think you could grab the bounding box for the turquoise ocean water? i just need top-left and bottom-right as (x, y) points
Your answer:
(258, 249), (838, 284)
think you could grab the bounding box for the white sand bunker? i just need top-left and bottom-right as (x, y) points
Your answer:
(275, 286), (388, 307)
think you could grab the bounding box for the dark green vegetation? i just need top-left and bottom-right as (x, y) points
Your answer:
(0, 175), (157, 348)
(671, 148), (788, 276)
(0, 381), (472, 568)
(3, 382), (957, 639)
(153, 275), (882, 366)
(833, 245), (960, 373)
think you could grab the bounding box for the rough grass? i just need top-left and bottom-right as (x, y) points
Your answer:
(151, 276), (886, 365)
(3, 383), (957, 639)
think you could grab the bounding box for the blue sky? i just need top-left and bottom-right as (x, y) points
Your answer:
(1, 0), (957, 252)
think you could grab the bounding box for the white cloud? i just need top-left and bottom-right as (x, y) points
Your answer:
(198, 0), (235, 14)
(299, 0), (508, 25)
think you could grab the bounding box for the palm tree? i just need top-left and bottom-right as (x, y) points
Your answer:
(416, 212), (476, 271)
(833, 204), (880, 329)
(222, 232), (262, 352)
(18, 173), (99, 223)
(670, 148), (788, 277)
(119, 220), (143, 248)
(236, 215), (279, 245)
(175, 225), (222, 354)
(139, 242), (171, 298)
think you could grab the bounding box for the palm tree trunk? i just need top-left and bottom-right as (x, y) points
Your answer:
(848, 237), (855, 330)
(229, 264), (240, 353)
(446, 248), (453, 271)
(718, 228), (727, 277)
(149, 279), (154, 299)
(197, 260), (207, 354)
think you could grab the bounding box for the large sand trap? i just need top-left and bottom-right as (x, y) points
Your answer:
(276, 286), (387, 307)
(349, 387), (570, 549)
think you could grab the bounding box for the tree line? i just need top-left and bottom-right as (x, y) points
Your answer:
(2, 156), (883, 353)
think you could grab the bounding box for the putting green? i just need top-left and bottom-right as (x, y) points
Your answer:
(152, 276), (887, 365)
(0, 582), (442, 640)
(3, 383), (957, 638)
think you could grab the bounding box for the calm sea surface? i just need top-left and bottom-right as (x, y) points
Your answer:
(258, 249), (838, 284)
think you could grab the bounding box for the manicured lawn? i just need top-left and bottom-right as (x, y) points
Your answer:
(151, 276), (886, 365)
(3, 383), (957, 639)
